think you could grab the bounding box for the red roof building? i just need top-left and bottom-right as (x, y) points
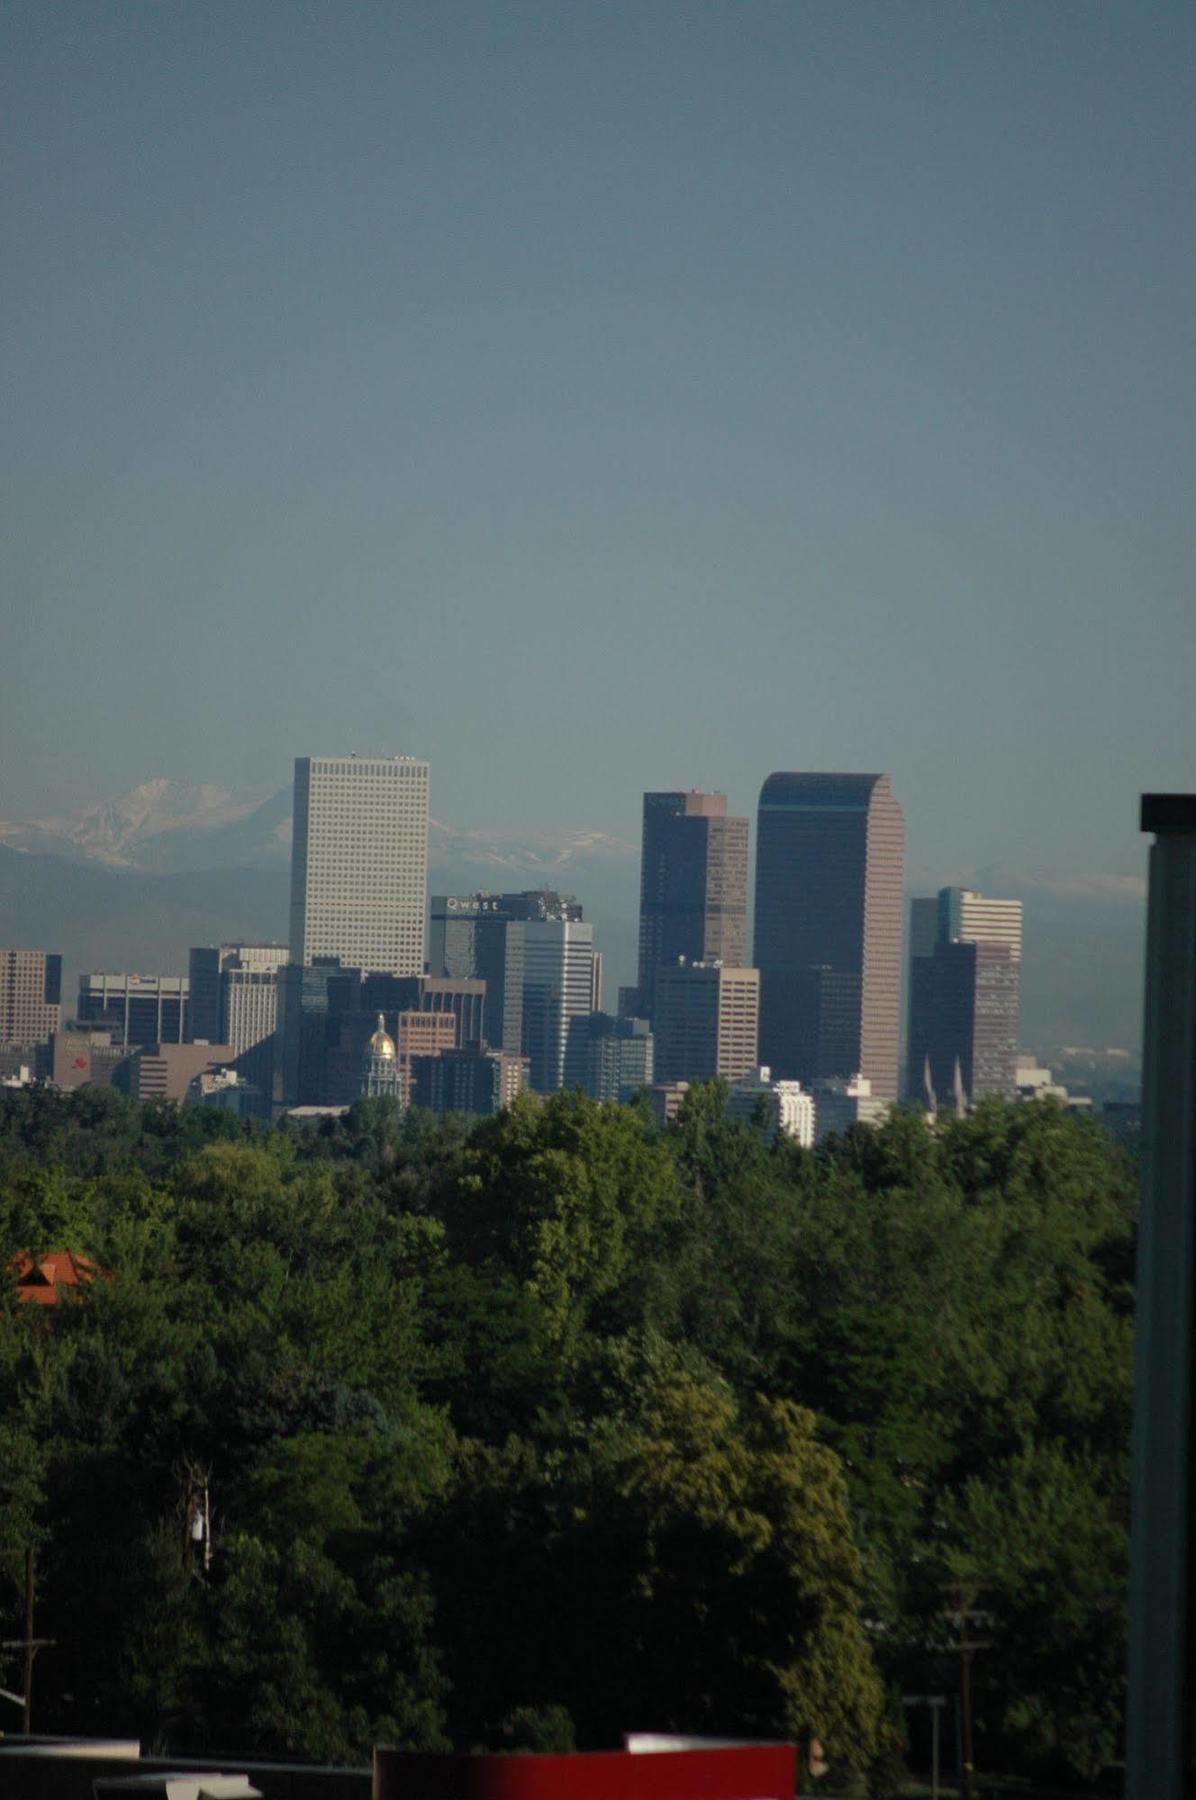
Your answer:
(12, 1251), (100, 1306)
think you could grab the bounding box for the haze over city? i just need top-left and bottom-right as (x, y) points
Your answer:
(3, 3), (1193, 904)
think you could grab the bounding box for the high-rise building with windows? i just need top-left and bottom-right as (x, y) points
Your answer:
(523, 914), (599, 1093)
(188, 943), (288, 1043)
(938, 888), (1023, 963)
(428, 895), (526, 1057)
(906, 886), (1023, 1105)
(636, 792), (748, 1024)
(569, 1012), (655, 1103)
(77, 972), (189, 1047)
(753, 772), (904, 1102)
(410, 1045), (528, 1116)
(275, 958), (363, 1108)
(0, 950), (62, 1046)
(289, 755), (429, 976)
(920, 940), (1019, 1107)
(429, 890), (599, 1089)
(654, 961), (760, 1086)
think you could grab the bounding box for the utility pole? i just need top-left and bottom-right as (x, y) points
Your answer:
(0, 1546), (54, 1733)
(940, 1585), (993, 1800)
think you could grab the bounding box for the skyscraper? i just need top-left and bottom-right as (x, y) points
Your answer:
(939, 887), (1024, 964)
(654, 961), (760, 1086)
(906, 886), (1023, 1105)
(753, 772), (904, 1101)
(428, 894), (526, 1056)
(430, 889), (599, 1087)
(636, 791), (748, 1023)
(0, 950), (62, 1047)
(922, 940), (1019, 1107)
(289, 755), (429, 975)
(523, 912), (599, 1093)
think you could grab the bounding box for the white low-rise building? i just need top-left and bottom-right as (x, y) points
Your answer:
(726, 1065), (816, 1147)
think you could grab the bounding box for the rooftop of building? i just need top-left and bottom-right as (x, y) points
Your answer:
(12, 1250), (101, 1306)
(758, 771), (889, 810)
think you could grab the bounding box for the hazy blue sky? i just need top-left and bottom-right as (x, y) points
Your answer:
(3, 2), (1193, 892)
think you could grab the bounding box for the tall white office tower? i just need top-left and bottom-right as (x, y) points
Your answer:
(289, 755), (430, 976)
(522, 916), (598, 1093)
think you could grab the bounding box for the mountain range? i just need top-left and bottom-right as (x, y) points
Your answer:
(0, 780), (1144, 1060)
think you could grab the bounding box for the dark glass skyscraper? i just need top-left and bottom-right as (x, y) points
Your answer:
(428, 890), (597, 1090)
(919, 941), (1018, 1106)
(753, 772), (904, 1101)
(428, 895), (526, 1057)
(636, 791), (748, 1024)
(906, 887), (1022, 1105)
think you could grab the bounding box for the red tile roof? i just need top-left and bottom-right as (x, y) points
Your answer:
(12, 1250), (100, 1305)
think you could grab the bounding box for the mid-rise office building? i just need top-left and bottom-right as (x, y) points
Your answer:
(906, 886), (1023, 1105)
(637, 791), (749, 1024)
(726, 1066), (816, 1147)
(189, 943), (288, 1039)
(222, 966), (282, 1091)
(654, 961), (760, 1086)
(428, 897), (526, 1056)
(275, 958), (363, 1108)
(45, 1029), (126, 1090)
(431, 890), (598, 1093)
(77, 972), (189, 1047)
(428, 894), (509, 978)
(410, 1045), (528, 1116)
(570, 1012), (655, 1103)
(754, 772), (904, 1101)
(289, 754), (430, 975)
(0, 950), (62, 1046)
(190, 943), (288, 1095)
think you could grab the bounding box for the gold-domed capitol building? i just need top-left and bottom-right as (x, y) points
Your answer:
(361, 1013), (402, 1100)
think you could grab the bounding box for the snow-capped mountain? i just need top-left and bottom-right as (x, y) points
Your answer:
(0, 779), (290, 870)
(0, 781), (637, 887)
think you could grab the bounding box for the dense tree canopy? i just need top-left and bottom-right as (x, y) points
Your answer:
(0, 1085), (1134, 1792)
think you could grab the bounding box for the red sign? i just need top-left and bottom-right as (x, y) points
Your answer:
(374, 1743), (798, 1800)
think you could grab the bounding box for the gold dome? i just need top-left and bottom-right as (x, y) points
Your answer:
(366, 1013), (396, 1059)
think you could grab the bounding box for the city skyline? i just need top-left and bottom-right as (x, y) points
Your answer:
(3, 5), (1191, 911)
(0, 752), (1150, 1061)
